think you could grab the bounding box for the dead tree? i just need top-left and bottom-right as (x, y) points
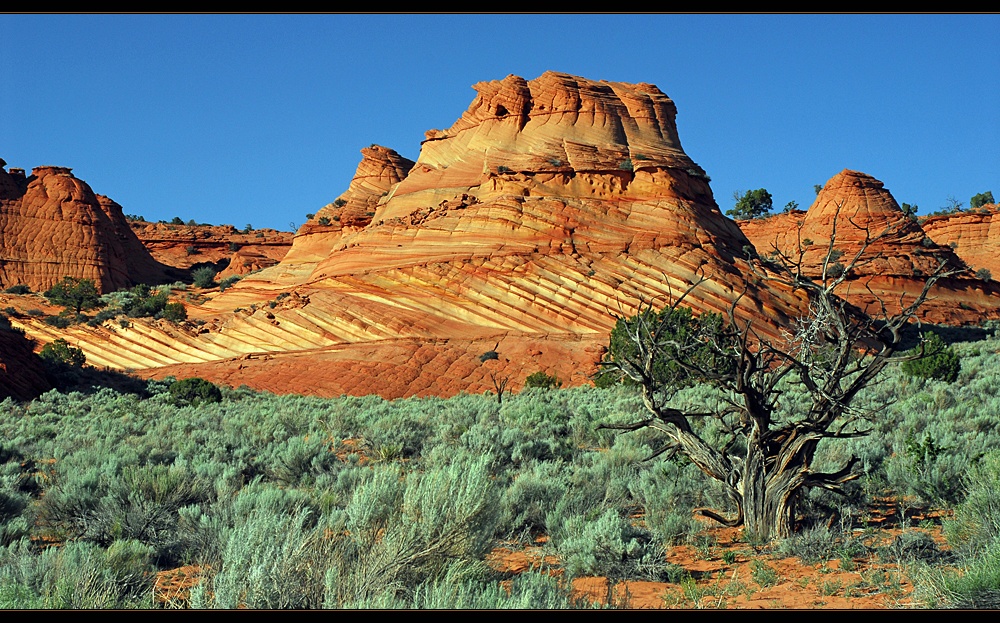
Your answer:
(600, 204), (961, 541)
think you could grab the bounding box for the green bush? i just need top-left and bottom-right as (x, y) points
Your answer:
(901, 332), (961, 382)
(218, 275), (241, 292)
(192, 267), (217, 289)
(159, 302), (187, 322)
(39, 339), (86, 367)
(971, 191), (995, 209)
(977, 268), (993, 282)
(44, 277), (100, 314)
(3, 285), (30, 295)
(43, 314), (73, 328)
(726, 188), (773, 220)
(523, 371), (561, 390)
(168, 378), (222, 407)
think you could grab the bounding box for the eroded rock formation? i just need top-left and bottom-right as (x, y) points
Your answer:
(739, 170), (1000, 324)
(12, 71), (790, 398)
(0, 161), (175, 293)
(128, 221), (293, 279)
(922, 205), (1000, 279)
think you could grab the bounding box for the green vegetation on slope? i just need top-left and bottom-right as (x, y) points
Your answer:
(1, 332), (1000, 608)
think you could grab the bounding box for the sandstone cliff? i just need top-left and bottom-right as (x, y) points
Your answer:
(0, 161), (176, 293)
(13, 72), (817, 398)
(739, 170), (1000, 324)
(128, 221), (293, 279)
(922, 205), (1000, 279)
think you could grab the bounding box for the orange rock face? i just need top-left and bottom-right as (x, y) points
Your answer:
(272, 145), (414, 285)
(739, 170), (999, 324)
(922, 204), (1000, 279)
(0, 162), (175, 294)
(128, 221), (293, 279)
(17, 73), (816, 398)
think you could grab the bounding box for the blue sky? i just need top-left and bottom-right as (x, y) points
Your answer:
(2, 14), (997, 231)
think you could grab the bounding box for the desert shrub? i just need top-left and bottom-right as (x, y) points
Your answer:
(3, 285), (30, 295)
(777, 525), (842, 564)
(972, 191), (995, 210)
(124, 285), (168, 318)
(193, 504), (327, 609)
(185, 245), (198, 256)
(158, 302), (187, 322)
(944, 451), (1000, 559)
(218, 275), (241, 292)
(168, 378), (222, 407)
(266, 435), (339, 487)
(318, 216), (331, 226)
(977, 268), (993, 281)
(39, 339), (85, 367)
(63, 465), (212, 566)
(44, 277), (100, 314)
(42, 314), (73, 328)
(885, 429), (969, 506)
(87, 308), (121, 326)
(192, 267), (217, 289)
(901, 332), (961, 383)
(727, 188), (773, 220)
(634, 459), (705, 545)
(321, 456), (500, 607)
(880, 530), (947, 564)
(500, 460), (568, 534)
(555, 508), (670, 582)
(379, 571), (586, 609)
(523, 371), (561, 390)
(478, 350), (499, 363)
(912, 451), (1000, 607)
(0, 539), (155, 608)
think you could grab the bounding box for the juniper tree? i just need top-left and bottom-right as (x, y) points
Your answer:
(600, 203), (959, 541)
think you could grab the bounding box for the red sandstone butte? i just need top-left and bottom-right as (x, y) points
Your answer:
(0, 160), (175, 294)
(739, 170), (1000, 324)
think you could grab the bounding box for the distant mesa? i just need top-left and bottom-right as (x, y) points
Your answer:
(0, 161), (178, 294)
(128, 220), (294, 277)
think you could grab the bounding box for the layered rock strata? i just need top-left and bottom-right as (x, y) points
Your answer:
(0, 161), (175, 293)
(922, 205), (1000, 279)
(739, 170), (1000, 324)
(19, 72), (811, 397)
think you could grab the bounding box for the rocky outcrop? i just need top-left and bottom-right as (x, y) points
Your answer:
(740, 170), (1000, 324)
(17, 72), (815, 398)
(0, 162), (176, 293)
(268, 145), (414, 285)
(922, 205), (1000, 279)
(128, 221), (293, 278)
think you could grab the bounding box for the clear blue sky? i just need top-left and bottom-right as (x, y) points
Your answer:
(2, 14), (997, 231)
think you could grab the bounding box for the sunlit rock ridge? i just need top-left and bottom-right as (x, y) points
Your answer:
(22, 72), (809, 398)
